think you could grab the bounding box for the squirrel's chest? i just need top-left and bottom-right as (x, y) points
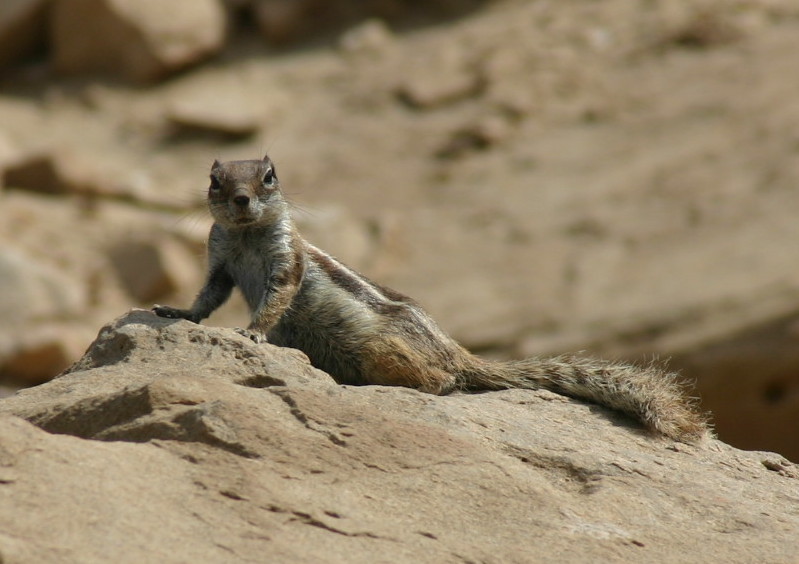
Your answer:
(225, 245), (275, 304)
(217, 225), (301, 310)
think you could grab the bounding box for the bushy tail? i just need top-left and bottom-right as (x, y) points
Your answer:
(458, 355), (709, 442)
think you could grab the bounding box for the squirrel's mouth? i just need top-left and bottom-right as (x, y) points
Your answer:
(233, 216), (258, 225)
(212, 210), (258, 226)
(230, 208), (261, 224)
(209, 204), (259, 226)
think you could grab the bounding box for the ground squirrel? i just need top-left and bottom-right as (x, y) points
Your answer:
(153, 154), (708, 442)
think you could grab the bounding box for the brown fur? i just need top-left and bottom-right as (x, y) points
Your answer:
(154, 154), (710, 443)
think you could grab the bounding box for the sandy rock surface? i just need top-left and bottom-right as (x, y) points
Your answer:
(0, 310), (797, 563)
(0, 0), (798, 459)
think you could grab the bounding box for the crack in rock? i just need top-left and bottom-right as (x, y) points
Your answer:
(504, 446), (607, 494)
(264, 505), (392, 540)
(269, 389), (348, 447)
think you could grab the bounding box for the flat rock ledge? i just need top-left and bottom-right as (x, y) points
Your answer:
(0, 310), (797, 563)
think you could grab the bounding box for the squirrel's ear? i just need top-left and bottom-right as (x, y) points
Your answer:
(211, 159), (221, 171)
(262, 153), (270, 163)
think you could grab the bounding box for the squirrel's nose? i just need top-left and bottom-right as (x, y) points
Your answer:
(233, 195), (250, 207)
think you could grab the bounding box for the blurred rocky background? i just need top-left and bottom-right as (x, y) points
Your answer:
(1, 0), (798, 460)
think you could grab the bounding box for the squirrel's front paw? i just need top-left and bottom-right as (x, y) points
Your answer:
(153, 305), (197, 322)
(235, 327), (266, 344)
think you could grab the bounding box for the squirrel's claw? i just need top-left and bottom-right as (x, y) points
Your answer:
(234, 327), (266, 344)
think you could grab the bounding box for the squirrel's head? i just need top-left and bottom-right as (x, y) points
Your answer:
(207, 154), (285, 228)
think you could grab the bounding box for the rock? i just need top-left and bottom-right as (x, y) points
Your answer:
(2, 153), (62, 194)
(0, 0), (48, 69)
(396, 62), (483, 109)
(0, 309), (795, 562)
(393, 42), (485, 110)
(1, 150), (121, 197)
(165, 94), (261, 140)
(0, 324), (93, 385)
(109, 238), (200, 303)
(338, 19), (395, 58)
(51, 0), (227, 83)
(0, 247), (85, 324)
(435, 115), (513, 159)
(62, 310), (328, 379)
(0, 248), (88, 384)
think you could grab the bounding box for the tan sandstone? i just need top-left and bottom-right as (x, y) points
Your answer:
(0, 310), (796, 562)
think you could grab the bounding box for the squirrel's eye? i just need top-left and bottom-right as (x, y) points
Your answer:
(209, 176), (221, 191)
(262, 168), (275, 186)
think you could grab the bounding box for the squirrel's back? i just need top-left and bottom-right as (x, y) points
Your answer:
(271, 238), (708, 442)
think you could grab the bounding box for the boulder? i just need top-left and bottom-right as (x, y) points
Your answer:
(109, 238), (200, 303)
(396, 61), (483, 109)
(0, 247), (85, 324)
(2, 150), (125, 197)
(0, 324), (95, 385)
(51, 0), (227, 83)
(0, 310), (795, 562)
(165, 94), (261, 140)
